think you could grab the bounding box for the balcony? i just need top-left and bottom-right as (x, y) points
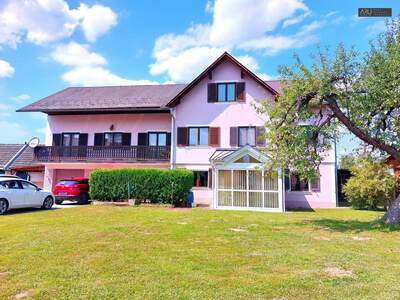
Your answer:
(34, 146), (170, 163)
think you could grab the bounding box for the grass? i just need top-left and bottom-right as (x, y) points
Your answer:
(1, 206), (400, 299)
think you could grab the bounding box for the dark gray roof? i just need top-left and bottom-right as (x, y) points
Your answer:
(17, 81), (281, 114)
(17, 84), (187, 113)
(0, 144), (42, 169)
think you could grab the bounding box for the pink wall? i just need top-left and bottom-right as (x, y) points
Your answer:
(285, 163), (336, 208)
(175, 60), (275, 166)
(46, 113), (171, 146)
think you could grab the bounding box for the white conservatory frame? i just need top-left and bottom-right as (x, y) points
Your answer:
(210, 145), (285, 212)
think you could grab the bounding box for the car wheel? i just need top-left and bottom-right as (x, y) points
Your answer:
(42, 196), (54, 210)
(78, 193), (89, 204)
(0, 199), (8, 215)
(55, 200), (63, 205)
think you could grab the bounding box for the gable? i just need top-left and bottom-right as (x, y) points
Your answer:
(167, 52), (278, 107)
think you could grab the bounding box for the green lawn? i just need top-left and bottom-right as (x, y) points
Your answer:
(1, 206), (400, 299)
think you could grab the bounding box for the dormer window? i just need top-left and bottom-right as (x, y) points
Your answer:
(217, 83), (236, 102)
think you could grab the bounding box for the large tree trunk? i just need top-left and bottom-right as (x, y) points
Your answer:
(383, 194), (400, 224)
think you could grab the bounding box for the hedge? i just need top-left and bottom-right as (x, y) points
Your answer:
(89, 168), (193, 205)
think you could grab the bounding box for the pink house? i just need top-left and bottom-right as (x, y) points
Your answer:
(18, 52), (337, 211)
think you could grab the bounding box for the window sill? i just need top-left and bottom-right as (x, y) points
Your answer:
(211, 101), (242, 104)
(183, 146), (213, 149)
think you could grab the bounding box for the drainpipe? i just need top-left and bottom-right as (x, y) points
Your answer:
(170, 107), (176, 169)
(333, 134), (339, 207)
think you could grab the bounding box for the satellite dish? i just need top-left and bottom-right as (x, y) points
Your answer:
(28, 137), (40, 148)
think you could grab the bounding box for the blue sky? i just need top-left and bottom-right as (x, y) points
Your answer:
(0, 0), (398, 157)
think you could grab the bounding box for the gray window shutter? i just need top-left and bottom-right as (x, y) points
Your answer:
(78, 134), (88, 146)
(207, 83), (217, 103)
(137, 133), (148, 146)
(166, 133), (171, 146)
(236, 82), (246, 102)
(256, 126), (266, 147)
(230, 127), (238, 147)
(122, 133), (131, 146)
(177, 127), (188, 146)
(52, 134), (61, 146)
(94, 133), (104, 146)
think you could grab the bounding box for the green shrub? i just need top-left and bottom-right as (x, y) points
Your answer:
(343, 156), (397, 210)
(90, 168), (193, 205)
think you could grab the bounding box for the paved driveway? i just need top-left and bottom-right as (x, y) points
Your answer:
(53, 200), (91, 209)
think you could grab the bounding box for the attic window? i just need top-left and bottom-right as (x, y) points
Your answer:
(217, 83), (236, 102)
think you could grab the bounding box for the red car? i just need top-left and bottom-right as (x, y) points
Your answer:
(53, 177), (90, 205)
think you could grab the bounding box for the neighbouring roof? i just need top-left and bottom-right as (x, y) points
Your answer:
(17, 52), (282, 114)
(0, 144), (43, 170)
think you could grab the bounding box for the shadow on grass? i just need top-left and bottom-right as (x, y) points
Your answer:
(304, 218), (400, 232)
(287, 207), (315, 212)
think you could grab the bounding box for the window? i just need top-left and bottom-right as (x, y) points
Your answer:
(104, 133), (123, 146)
(21, 181), (38, 191)
(148, 132), (167, 146)
(193, 171), (208, 187)
(217, 83), (236, 102)
(3, 180), (22, 189)
(189, 127), (209, 146)
(238, 127), (256, 146)
(62, 133), (79, 147)
(290, 174), (309, 192)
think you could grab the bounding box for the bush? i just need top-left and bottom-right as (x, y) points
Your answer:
(90, 168), (193, 205)
(343, 156), (397, 210)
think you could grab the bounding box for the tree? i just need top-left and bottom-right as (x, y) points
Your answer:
(259, 18), (400, 224)
(339, 153), (357, 170)
(343, 156), (397, 210)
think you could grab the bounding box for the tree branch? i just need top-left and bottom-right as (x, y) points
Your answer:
(325, 96), (400, 162)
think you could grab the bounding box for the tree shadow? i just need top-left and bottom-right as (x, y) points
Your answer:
(304, 218), (400, 233)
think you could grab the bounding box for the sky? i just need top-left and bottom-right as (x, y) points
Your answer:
(0, 0), (398, 158)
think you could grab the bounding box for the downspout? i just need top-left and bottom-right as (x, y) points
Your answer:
(170, 107), (176, 169)
(333, 134), (339, 207)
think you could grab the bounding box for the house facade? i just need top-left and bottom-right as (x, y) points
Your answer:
(18, 52), (337, 211)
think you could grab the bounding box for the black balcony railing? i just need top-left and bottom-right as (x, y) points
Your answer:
(34, 146), (170, 162)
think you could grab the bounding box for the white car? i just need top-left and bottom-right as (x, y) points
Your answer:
(0, 175), (54, 215)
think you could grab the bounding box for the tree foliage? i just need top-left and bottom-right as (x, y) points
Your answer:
(260, 18), (400, 179)
(343, 156), (397, 210)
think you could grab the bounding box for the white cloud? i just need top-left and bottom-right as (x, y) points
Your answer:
(51, 42), (107, 66)
(0, 0), (117, 48)
(0, 121), (29, 143)
(240, 21), (323, 55)
(150, 46), (225, 82)
(0, 59), (15, 78)
(209, 0), (309, 46)
(0, 103), (12, 111)
(74, 4), (117, 42)
(12, 94), (30, 103)
(52, 42), (158, 86)
(150, 0), (321, 82)
(62, 66), (157, 86)
(366, 21), (386, 36)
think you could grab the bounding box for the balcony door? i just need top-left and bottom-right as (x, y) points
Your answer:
(62, 133), (80, 157)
